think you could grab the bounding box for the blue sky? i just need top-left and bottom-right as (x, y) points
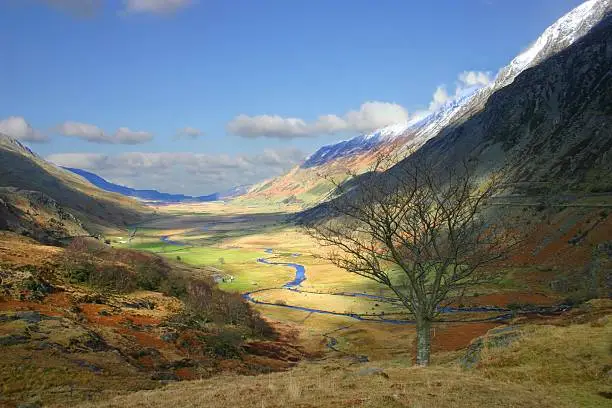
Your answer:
(0, 0), (587, 194)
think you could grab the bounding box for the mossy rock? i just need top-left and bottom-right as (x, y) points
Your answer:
(461, 325), (522, 369)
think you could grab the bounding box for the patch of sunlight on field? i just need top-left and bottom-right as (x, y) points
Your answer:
(298, 261), (383, 292)
(168, 246), (260, 264)
(228, 228), (317, 252)
(251, 289), (404, 316)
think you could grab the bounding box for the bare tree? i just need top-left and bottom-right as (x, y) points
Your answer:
(304, 157), (517, 366)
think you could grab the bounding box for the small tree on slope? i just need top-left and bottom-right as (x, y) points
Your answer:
(305, 157), (517, 366)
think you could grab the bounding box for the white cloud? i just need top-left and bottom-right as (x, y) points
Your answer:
(343, 101), (410, 133)
(114, 127), (153, 144)
(47, 148), (306, 195)
(123, 0), (193, 14)
(314, 102), (410, 134)
(429, 70), (493, 111)
(47, 153), (109, 169)
(226, 72), (493, 140)
(227, 101), (409, 139)
(311, 114), (347, 134)
(174, 127), (204, 140)
(227, 115), (310, 139)
(0, 116), (48, 143)
(55, 121), (153, 144)
(429, 86), (451, 111)
(56, 121), (106, 142)
(459, 71), (493, 87)
(41, 0), (102, 16)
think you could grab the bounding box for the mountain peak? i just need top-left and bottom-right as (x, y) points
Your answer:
(0, 132), (38, 158)
(495, 0), (611, 88)
(301, 0), (611, 171)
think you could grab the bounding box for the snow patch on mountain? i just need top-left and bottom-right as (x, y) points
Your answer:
(301, 87), (482, 168)
(301, 0), (610, 170)
(496, 0), (610, 88)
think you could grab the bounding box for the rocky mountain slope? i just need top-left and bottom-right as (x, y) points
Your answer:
(303, 5), (612, 220)
(0, 187), (89, 244)
(241, 0), (612, 206)
(0, 133), (149, 236)
(389, 8), (612, 193)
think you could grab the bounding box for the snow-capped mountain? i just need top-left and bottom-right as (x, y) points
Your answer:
(303, 0), (610, 170)
(302, 122), (411, 168)
(242, 0), (611, 204)
(302, 91), (482, 168)
(495, 0), (611, 89)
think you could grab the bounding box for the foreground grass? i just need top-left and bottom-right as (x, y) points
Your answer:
(73, 310), (611, 408)
(70, 363), (571, 408)
(477, 312), (612, 407)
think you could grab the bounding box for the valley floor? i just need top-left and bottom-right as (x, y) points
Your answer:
(2, 198), (611, 407)
(98, 199), (611, 407)
(118, 199), (611, 360)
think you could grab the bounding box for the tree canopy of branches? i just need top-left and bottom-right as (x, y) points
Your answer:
(305, 157), (517, 366)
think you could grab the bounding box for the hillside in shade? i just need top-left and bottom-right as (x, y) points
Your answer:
(0, 133), (148, 235)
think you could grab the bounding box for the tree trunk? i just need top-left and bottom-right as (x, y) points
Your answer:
(416, 318), (431, 366)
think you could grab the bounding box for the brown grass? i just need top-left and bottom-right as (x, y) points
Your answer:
(71, 303), (612, 408)
(72, 362), (569, 408)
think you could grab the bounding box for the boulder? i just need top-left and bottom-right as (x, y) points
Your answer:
(461, 325), (522, 369)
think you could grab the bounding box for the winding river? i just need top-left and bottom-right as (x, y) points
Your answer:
(155, 235), (567, 325)
(241, 249), (515, 325)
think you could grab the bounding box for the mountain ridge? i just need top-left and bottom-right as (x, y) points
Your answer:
(301, 6), (612, 223)
(241, 0), (612, 206)
(64, 167), (251, 203)
(0, 132), (149, 234)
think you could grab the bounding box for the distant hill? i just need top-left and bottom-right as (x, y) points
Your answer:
(64, 167), (251, 203)
(0, 133), (148, 235)
(64, 167), (218, 202)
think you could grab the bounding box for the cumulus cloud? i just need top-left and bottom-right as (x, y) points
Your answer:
(227, 101), (409, 139)
(114, 127), (154, 144)
(428, 86), (452, 111)
(321, 102), (410, 134)
(226, 72), (493, 140)
(428, 70), (494, 111)
(459, 71), (494, 87)
(55, 121), (106, 142)
(0, 116), (48, 143)
(55, 121), (153, 144)
(47, 148), (306, 195)
(227, 115), (310, 139)
(174, 127), (204, 140)
(40, 0), (102, 16)
(123, 0), (193, 14)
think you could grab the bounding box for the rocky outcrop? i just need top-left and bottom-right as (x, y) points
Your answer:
(0, 187), (88, 244)
(461, 325), (522, 369)
(0, 132), (148, 235)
